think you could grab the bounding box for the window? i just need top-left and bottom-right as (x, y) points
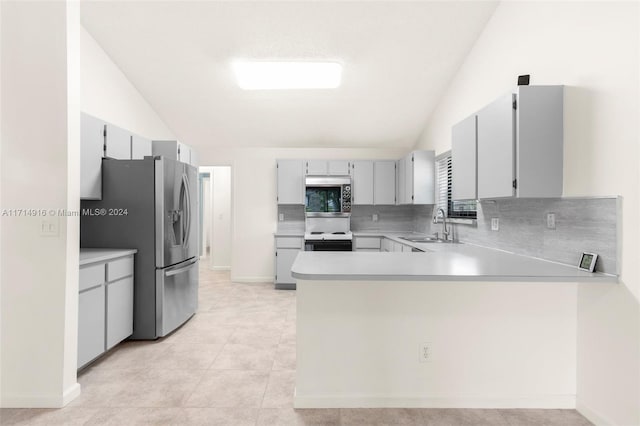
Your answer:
(435, 151), (477, 219)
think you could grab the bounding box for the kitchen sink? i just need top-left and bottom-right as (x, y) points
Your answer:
(399, 236), (448, 243)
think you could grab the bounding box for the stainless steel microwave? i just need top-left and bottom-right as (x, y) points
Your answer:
(304, 176), (351, 217)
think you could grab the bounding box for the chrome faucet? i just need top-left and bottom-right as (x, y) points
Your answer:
(435, 208), (449, 241)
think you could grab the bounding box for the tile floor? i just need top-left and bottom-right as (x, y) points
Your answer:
(1, 268), (593, 425)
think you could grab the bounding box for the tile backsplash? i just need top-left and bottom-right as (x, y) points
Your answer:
(414, 197), (619, 275)
(278, 197), (619, 274)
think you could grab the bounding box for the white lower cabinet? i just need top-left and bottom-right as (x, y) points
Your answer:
(275, 237), (303, 289)
(78, 284), (106, 368)
(354, 236), (381, 252)
(106, 277), (134, 350)
(78, 253), (135, 369)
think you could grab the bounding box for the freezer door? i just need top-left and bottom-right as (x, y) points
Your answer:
(156, 159), (196, 267)
(155, 259), (198, 337)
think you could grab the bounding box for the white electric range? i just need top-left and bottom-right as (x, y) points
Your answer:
(303, 231), (353, 251)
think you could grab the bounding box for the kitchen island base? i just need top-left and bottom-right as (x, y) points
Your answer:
(295, 279), (578, 409)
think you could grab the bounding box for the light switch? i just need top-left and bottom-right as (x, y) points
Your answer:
(372, 214), (379, 222)
(491, 217), (499, 231)
(278, 213), (284, 221)
(40, 217), (59, 237)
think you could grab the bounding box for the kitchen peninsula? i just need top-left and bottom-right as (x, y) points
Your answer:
(291, 243), (615, 409)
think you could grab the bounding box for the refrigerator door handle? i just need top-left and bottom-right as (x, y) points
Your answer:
(165, 259), (197, 277)
(182, 173), (192, 249)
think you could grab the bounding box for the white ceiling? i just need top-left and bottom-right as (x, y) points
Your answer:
(81, 1), (498, 150)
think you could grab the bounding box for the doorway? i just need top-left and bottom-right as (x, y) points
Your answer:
(198, 166), (232, 270)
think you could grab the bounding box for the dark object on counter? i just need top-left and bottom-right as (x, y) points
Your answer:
(517, 74), (530, 85)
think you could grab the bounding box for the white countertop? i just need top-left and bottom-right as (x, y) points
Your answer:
(274, 230), (305, 237)
(291, 236), (616, 283)
(80, 248), (138, 266)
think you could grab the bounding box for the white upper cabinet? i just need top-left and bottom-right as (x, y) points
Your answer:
(451, 114), (477, 200)
(351, 161), (374, 205)
(80, 113), (105, 200)
(305, 160), (351, 175)
(131, 134), (152, 160)
(477, 85), (563, 199)
(374, 161), (396, 205)
(328, 160), (350, 176)
(305, 160), (327, 175)
(396, 151), (435, 205)
(104, 123), (132, 160)
(277, 160), (304, 204)
(152, 140), (197, 167)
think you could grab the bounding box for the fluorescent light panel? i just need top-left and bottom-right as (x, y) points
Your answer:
(233, 61), (342, 90)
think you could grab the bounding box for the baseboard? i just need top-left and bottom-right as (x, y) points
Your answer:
(293, 392), (576, 409)
(231, 275), (273, 283)
(210, 266), (230, 271)
(1, 382), (81, 408)
(576, 400), (617, 426)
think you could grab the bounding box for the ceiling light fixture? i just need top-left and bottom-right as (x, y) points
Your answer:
(233, 61), (342, 90)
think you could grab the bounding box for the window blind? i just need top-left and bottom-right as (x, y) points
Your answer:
(435, 151), (477, 219)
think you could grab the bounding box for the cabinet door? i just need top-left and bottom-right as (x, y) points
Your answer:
(402, 244), (413, 253)
(328, 160), (350, 176)
(404, 155), (414, 204)
(374, 161), (396, 205)
(477, 93), (515, 199)
(452, 115), (477, 200)
(178, 143), (191, 164)
(351, 161), (374, 205)
(189, 149), (198, 167)
(105, 124), (132, 159)
(381, 238), (393, 252)
(305, 160), (327, 175)
(131, 134), (152, 160)
(277, 160), (304, 204)
(106, 277), (134, 350)
(396, 159), (405, 204)
(276, 249), (300, 284)
(78, 285), (105, 368)
(80, 113), (105, 200)
(392, 241), (403, 252)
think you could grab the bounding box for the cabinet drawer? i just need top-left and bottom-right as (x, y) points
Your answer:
(106, 277), (134, 350)
(355, 237), (381, 249)
(79, 263), (105, 292)
(275, 237), (303, 249)
(107, 256), (134, 282)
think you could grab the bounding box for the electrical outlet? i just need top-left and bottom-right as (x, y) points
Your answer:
(372, 214), (379, 222)
(491, 217), (499, 231)
(419, 342), (431, 363)
(278, 213), (284, 221)
(546, 213), (556, 230)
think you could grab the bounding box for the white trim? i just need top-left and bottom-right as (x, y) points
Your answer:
(576, 400), (617, 426)
(231, 275), (273, 283)
(210, 266), (230, 271)
(294, 392), (576, 409)
(1, 383), (81, 408)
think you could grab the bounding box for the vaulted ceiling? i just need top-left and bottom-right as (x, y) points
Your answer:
(81, 1), (498, 150)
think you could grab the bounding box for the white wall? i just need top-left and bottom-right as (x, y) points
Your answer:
(197, 147), (408, 282)
(80, 27), (175, 140)
(297, 280), (577, 408)
(211, 167), (231, 270)
(1, 1), (81, 407)
(415, 2), (639, 424)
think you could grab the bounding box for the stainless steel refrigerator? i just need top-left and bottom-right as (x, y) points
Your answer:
(81, 157), (198, 339)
